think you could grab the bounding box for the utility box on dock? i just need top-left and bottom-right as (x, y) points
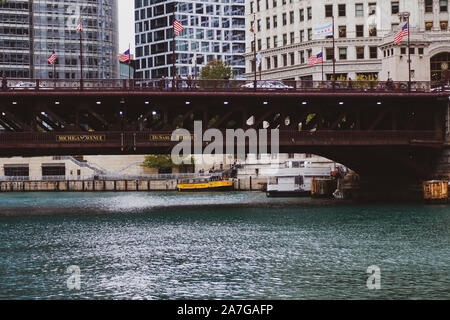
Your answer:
(311, 178), (337, 198)
(423, 180), (448, 203)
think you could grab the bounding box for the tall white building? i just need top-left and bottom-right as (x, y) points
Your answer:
(245, 0), (450, 82)
(134, 0), (246, 79)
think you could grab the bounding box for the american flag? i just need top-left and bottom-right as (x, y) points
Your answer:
(48, 51), (56, 65)
(173, 19), (184, 35)
(394, 22), (408, 45)
(76, 24), (83, 32)
(308, 52), (323, 66)
(118, 49), (130, 63)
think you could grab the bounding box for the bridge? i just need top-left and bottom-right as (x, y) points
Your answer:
(0, 78), (449, 185)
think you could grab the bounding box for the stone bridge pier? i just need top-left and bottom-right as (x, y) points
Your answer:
(432, 99), (450, 179)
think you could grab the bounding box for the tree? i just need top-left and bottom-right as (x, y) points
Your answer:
(199, 59), (233, 80)
(141, 154), (194, 170)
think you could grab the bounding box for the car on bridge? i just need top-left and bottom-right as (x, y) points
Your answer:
(430, 85), (450, 92)
(11, 81), (55, 91)
(241, 80), (294, 90)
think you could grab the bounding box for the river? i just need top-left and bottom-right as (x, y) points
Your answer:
(0, 192), (448, 299)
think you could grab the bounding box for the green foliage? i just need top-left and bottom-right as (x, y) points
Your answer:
(141, 154), (194, 169)
(199, 59), (233, 80)
(0, 0), (7, 7)
(352, 74), (379, 89)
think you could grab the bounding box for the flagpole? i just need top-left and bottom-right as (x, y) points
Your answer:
(128, 43), (131, 83)
(322, 46), (324, 83)
(53, 59), (56, 88)
(172, 12), (176, 91)
(79, 22), (83, 91)
(253, 14), (257, 92)
(332, 15), (336, 90)
(407, 15), (411, 92)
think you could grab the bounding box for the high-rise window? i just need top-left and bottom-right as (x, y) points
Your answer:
(339, 48), (347, 60)
(356, 47), (365, 59)
(441, 21), (448, 30)
(283, 33), (287, 45)
(266, 57), (271, 69)
(326, 48), (334, 61)
(266, 37), (270, 49)
(282, 54), (287, 66)
(339, 26), (346, 38)
(289, 11), (294, 24)
(307, 28), (312, 40)
(325, 5), (333, 17)
(369, 47), (378, 59)
(425, 21), (433, 30)
(440, 0), (448, 12)
(369, 26), (377, 36)
(307, 7), (312, 20)
(290, 32), (295, 44)
(299, 9), (304, 21)
(282, 13), (287, 25)
(391, 1), (399, 14)
(425, 0), (433, 12)
(273, 35), (278, 48)
(300, 50), (305, 64)
(266, 17), (270, 29)
(355, 3), (364, 17)
(273, 15), (278, 28)
(356, 25), (364, 37)
(300, 30), (305, 42)
(369, 2), (376, 15)
(338, 4), (346, 17)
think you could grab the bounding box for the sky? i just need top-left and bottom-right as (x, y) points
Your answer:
(118, 1), (135, 55)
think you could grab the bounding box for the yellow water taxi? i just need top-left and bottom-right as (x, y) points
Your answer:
(177, 176), (234, 192)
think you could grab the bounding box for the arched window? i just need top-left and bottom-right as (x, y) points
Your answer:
(430, 52), (450, 81)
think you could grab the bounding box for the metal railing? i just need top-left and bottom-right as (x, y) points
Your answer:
(0, 130), (440, 146)
(1, 78), (448, 93)
(0, 173), (211, 182)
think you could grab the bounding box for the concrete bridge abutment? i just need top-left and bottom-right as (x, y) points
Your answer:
(432, 100), (450, 179)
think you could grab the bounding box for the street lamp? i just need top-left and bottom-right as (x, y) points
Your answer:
(398, 11), (411, 91)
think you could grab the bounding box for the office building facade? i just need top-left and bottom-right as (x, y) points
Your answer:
(245, 0), (450, 82)
(0, 0), (118, 79)
(134, 0), (246, 79)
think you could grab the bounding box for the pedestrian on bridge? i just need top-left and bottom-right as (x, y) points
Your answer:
(1, 73), (7, 91)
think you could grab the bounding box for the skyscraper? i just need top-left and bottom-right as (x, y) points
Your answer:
(134, 0), (246, 79)
(0, 0), (118, 79)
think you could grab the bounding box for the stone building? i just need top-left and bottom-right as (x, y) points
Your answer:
(245, 0), (450, 82)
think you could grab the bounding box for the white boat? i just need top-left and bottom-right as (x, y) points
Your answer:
(266, 161), (333, 197)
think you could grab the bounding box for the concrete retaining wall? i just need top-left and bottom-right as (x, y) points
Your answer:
(0, 179), (181, 192)
(0, 177), (269, 192)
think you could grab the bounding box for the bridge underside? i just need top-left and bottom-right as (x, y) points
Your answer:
(0, 91), (447, 183)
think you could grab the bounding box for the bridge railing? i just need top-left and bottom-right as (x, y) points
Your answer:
(1, 78), (448, 93)
(0, 173), (211, 182)
(0, 130), (441, 146)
